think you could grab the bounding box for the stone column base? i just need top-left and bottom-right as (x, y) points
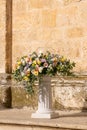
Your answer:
(31, 112), (59, 119)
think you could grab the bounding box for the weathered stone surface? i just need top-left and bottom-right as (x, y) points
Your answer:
(0, 1), (87, 74)
(0, 109), (87, 130)
(12, 0), (87, 73)
(41, 9), (57, 28)
(11, 84), (38, 109)
(52, 76), (87, 110)
(67, 27), (83, 38)
(0, 37), (6, 73)
(0, 73), (87, 110)
(0, 0), (6, 73)
(64, 0), (81, 5)
(0, 73), (12, 108)
(0, 86), (12, 108)
(5, 75), (86, 110)
(29, 0), (52, 8)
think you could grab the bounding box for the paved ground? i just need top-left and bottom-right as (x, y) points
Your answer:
(0, 108), (87, 130)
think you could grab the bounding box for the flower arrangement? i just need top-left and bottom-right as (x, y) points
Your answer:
(13, 51), (75, 94)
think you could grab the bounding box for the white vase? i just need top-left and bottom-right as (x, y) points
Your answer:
(31, 76), (58, 119)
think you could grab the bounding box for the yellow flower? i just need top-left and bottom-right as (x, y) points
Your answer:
(54, 57), (57, 62)
(52, 57), (57, 62)
(61, 57), (66, 62)
(37, 60), (41, 65)
(33, 60), (37, 65)
(17, 61), (21, 65)
(23, 76), (29, 81)
(32, 70), (38, 76)
(16, 65), (20, 69)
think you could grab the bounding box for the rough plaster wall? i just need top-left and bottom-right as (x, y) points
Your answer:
(0, 0), (6, 73)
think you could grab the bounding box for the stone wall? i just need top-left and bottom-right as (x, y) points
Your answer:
(0, 74), (87, 110)
(12, 76), (87, 111)
(11, 75), (87, 110)
(13, 0), (87, 72)
(0, 0), (87, 110)
(52, 75), (87, 110)
(0, 0), (87, 72)
(0, 0), (6, 73)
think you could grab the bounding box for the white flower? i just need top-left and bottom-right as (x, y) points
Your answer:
(39, 67), (43, 73)
(21, 72), (25, 76)
(27, 68), (30, 72)
(21, 59), (26, 65)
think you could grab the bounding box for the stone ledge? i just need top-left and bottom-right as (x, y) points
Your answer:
(0, 109), (87, 130)
(0, 73), (87, 110)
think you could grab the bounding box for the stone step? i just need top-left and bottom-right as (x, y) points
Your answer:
(0, 109), (87, 130)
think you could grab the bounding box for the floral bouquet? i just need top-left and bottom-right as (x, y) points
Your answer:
(13, 51), (75, 94)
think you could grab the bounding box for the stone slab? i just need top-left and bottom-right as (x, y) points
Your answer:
(0, 109), (86, 130)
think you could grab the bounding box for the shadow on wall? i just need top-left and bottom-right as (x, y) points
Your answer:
(0, 74), (12, 109)
(82, 91), (87, 112)
(0, 86), (12, 109)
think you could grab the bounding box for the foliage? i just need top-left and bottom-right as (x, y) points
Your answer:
(13, 51), (75, 94)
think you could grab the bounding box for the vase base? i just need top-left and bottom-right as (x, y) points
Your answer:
(31, 112), (59, 119)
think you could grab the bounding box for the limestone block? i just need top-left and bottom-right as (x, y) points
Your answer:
(13, 0), (27, 14)
(13, 13), (31, 31)
(53, 76), (87, 110)
(30, 41), (48, 53)
(29, 0), (52, 8)
(13, 30), (37, 43)
(56, 15), (69, 26)
(51, 29), (64, 40)
(36, 28), (52, 41)
(54, 87), (86, 110)
(39, 28), (64, 41)
(56, 5), (78, 26)
(64, 6), (78, 25)
(82, 41), (87, 58)
(64, 40), (81, 59)
(67, 27), (83, 38)
(12, 82), (37, 109)
(0, 1), (6, 31)
(13, 41), (31, 68)
(0, 86), (12, 108)
(42, 9), (57, 27)
(0, 74), (12, 108)
(13, 10), (41, 31)
(75, 60), (87, 72)
(78, 1), (87, 26)
(12, 0), (87, 72)
(0, 125), (33, 130)
(0, 34), (5, 73)
(64, 0), (81, 5)
(0, 0), (6, 73)
(47, 39), (81, 59)
(11, 76), (87, 110)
